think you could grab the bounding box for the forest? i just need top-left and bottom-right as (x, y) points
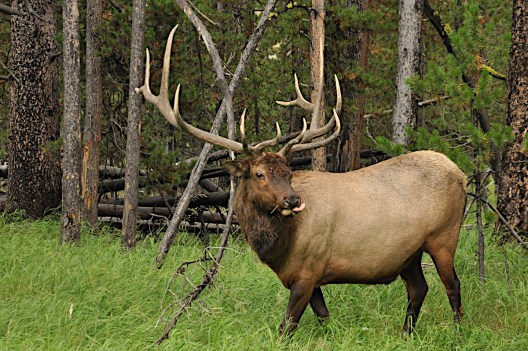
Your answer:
(0, 0), (527, 350)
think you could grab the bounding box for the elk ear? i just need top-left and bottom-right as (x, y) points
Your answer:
(224, 160), (249, 177)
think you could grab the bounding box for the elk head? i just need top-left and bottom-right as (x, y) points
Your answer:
(135, 26), (342, 217)
(224, 151), (305, 217)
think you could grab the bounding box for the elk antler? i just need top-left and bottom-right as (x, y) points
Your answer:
(135, 26), (281, 155)
(276, 38), (342, 158)
(239, 109), (284, 154)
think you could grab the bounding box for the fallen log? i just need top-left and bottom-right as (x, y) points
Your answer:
(98, 165), (147, 179)
(0, 193), (5, 211)
(4, 150), (387, 197)
(100, 190), (229, 208)
(98, 177), (148, 194)
(97, 203), (232, 223)
(100, 216), (234, 234)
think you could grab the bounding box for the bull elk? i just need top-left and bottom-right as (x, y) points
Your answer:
(137, 27), (466, 335)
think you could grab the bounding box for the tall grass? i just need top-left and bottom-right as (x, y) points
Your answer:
(0, 214), (527, 350)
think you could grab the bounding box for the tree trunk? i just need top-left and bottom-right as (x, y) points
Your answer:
(338, 0), (370, 172)
(61, 0), (82, 243)
(122, 0), (146, 249)
(310, 0), (326, 171)
(392, 0), (423, 145)
(7, 0), (61, 218)
(497, 1), (528, 235)
(82, 0), (103, 225)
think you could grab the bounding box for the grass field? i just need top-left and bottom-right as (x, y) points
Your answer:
(0, 213), (527, 350)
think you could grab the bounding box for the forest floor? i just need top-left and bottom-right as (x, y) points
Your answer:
(0, 212), (527, 350)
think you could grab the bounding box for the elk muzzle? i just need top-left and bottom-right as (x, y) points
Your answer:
(280, 194), (305, 217)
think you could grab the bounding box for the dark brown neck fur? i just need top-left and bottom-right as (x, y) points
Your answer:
(235, 183), (296, 273)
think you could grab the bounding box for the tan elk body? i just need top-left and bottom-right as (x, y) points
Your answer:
(137, 26), (466, 335)
(232, 151), (466, 286)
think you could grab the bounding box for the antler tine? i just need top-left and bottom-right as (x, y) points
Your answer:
(240, 109), (250, 152)
(295, 73), (342, 144)
(277, 118), (308, 157)
(288, 109), (341, 154)
(276, 74), (314, 111)
(136, 25), (246, 153)
(275, 35), (343, 158)
(251, 122), (282, 152)
(134, 26), (180, 128)
(334, 74), (342, 114)
(240, 109), (283, 154)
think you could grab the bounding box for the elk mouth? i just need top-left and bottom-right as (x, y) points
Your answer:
(280, 201), (305, 217)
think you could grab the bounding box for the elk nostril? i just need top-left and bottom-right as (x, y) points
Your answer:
(284, 196), (300, 209)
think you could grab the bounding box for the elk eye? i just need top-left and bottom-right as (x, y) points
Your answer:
(255, 172), (264, 179)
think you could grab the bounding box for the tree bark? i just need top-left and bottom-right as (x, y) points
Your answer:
(7, 0), (61, 218)
(497, 1), (528, 235)
(310, 0), (326, 171)
(61, 0), (82, 243)
(338, 0), (370, 172)
(82, 0), (103, 225)
(122, 0), (146, 249)
(392, 0), (423, 145)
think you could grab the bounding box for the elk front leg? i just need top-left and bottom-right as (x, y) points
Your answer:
(279, 280), (315, 335)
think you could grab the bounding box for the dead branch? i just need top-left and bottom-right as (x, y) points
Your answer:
(499, 242), (514, 297)
(475, 172), (486, 281)
(0, 4), (24, 16)
(23, 0), (37, 18)
(154, 0), (278, 267)
(107, 0), (125, 13)
(467, 192), (528, 250)
(145, 0), (264, 340)
(363, 96), (450, 119)
(0, 58), (19, 84)
(147, 175), (238, 348)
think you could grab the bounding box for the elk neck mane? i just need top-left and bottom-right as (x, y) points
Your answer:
(234, 178), (298, 273)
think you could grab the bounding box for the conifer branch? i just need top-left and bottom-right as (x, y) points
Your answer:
(363, 96), (449, 119)
(423, 1), (506, 82)
(478, 64), (507, 81)
(423, 0), (501, 176)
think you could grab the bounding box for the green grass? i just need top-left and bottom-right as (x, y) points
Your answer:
(0, 214), (527, 350)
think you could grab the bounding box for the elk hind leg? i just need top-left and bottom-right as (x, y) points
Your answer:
(428, 242), (463, 323)
(309, 287), (329, 322)
(400, 252), (428, 333)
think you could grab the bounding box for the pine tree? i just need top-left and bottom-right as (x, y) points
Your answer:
(61, 0), (82, 243)
(7, 0), (61, 218)
(497, 0), (528, 235)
